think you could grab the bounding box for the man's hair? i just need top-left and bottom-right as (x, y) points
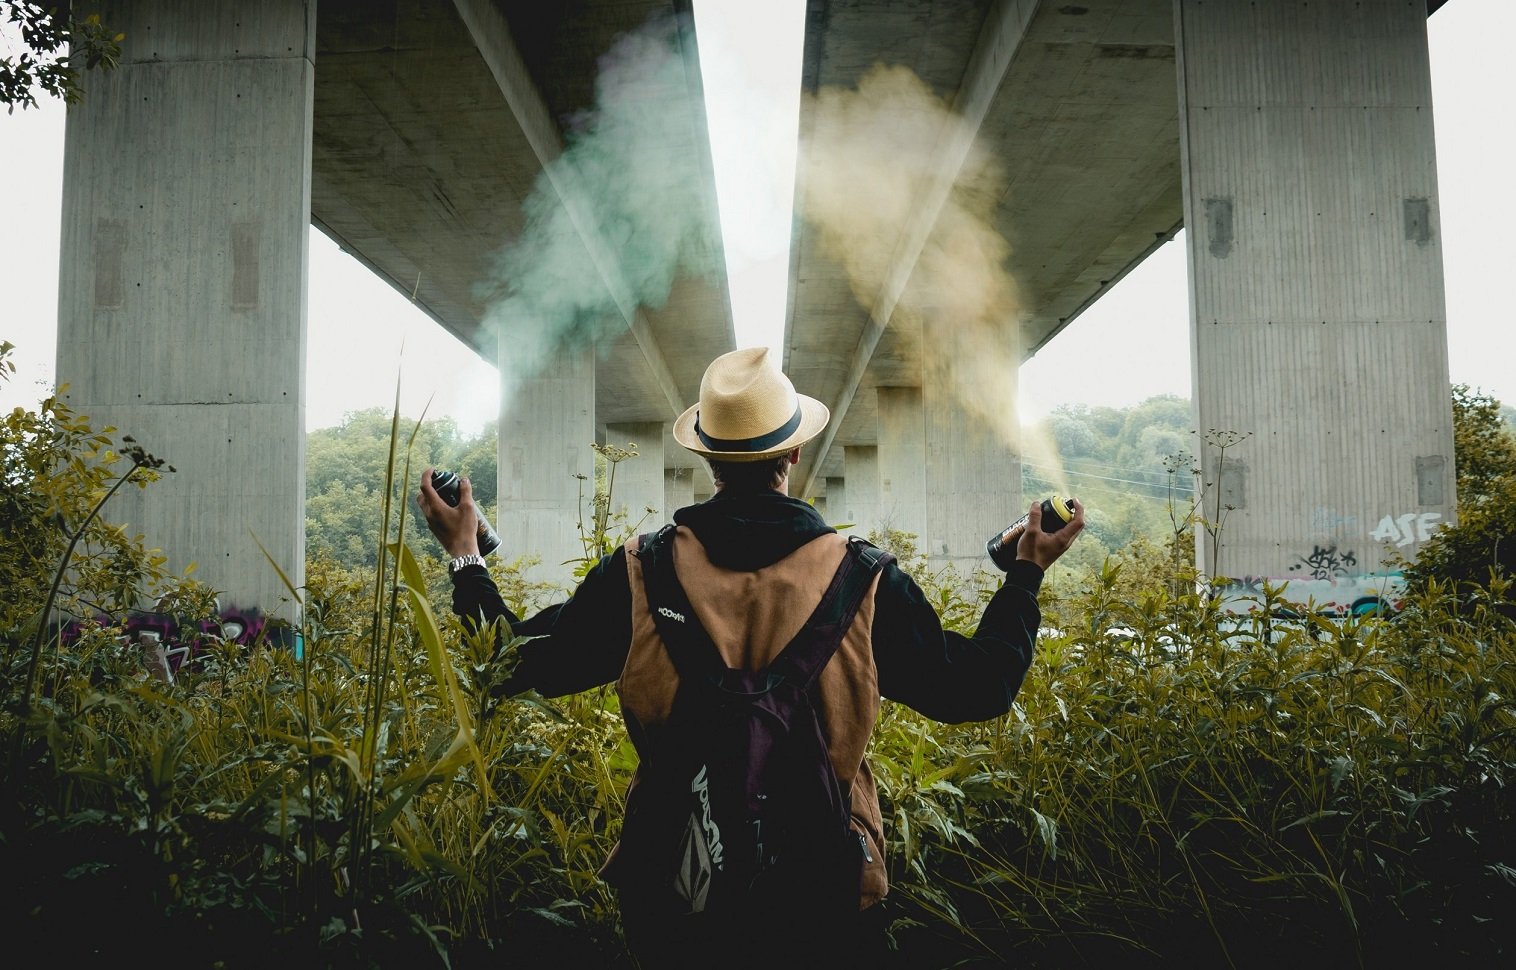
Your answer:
(707, 454), (792, 492)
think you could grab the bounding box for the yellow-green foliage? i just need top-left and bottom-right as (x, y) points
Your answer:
(2, 366), (1513, 967)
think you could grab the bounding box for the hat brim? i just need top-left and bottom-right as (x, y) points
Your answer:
(672, 394), (830, 461)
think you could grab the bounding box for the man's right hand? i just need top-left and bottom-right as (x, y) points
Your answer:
(417, 468), (482, 558)
(1015, 498), (1085, 571)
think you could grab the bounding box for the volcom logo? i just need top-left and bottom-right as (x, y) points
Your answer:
(657, 606), (686, 623)
(690, 764), (724, 869)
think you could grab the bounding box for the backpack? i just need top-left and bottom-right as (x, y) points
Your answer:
(607, 526), (894, 923)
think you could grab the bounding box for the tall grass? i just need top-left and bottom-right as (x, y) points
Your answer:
(1, 389), (1512, 966)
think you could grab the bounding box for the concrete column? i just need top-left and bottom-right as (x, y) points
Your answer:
(500, 344), (595, 585)
(876, 388), (926, 544)
(923, 322), (1021, 567)
(1177, 0), (1455, 598)
(843, 445), (880, 538)
(824, 476), (847, 530)
(605, 421), (667, 535)
(56, 1), (315, 618)
(665, 467), (696, 517)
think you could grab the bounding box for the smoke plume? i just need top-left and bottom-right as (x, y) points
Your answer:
(799, 64), (1024, 447)
(477, 13), (722, 389)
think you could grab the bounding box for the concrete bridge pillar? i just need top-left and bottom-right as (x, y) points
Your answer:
(499, 344), (595, 585)
(605, 421), (667, 534)
(823, 476), (847, 530)
(665, 467), (696, 517)
(876, 387), (927, 545)
(843, 445), (879, 539)
(923, 330), (1021, 569)
(56, 0), (315, 618)
(1176, 0), (1455, 596)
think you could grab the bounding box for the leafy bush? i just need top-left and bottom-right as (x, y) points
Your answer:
(2, 353), (1512, 967)
(1407, 385), (1516, 601)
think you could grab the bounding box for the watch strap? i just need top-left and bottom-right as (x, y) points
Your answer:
(448, 553), (486, 574)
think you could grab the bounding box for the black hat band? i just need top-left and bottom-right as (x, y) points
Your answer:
(694, 403), (803, 453)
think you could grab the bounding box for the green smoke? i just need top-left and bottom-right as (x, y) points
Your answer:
(477, 12), (724, 386)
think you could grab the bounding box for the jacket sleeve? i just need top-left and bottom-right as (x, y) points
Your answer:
(871, 559), (1044, 723)
(448, 546), (634, 698)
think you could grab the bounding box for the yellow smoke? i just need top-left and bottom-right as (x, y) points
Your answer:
(798, 64), (1023, 449)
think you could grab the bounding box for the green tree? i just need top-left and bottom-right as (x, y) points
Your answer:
(304, 409), (497, 572)
(1, 3), (122, 111)
(0, 342), (172, 642)
(1407, 385), (1516, 595)
(1451, 383), (1516, 504)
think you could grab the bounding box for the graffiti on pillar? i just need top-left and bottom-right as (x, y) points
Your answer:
(1288, 544), (1358, 581)
(1217, 571), (1404, 618)
(58, 604), (297, 679)
(1369, 511), (1442, 548)
(1308, 506), (1360, 535)
(1215, 509), (1440, 618)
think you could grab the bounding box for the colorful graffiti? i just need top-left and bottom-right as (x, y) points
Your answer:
(58, 604), (298, 682)
(1218, 570), (1404, 618)
(1217, 503), (1443, 618)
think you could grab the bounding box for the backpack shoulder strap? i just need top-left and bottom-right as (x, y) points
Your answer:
(634, 525), (725, 682)
(769, 536), (895, 690)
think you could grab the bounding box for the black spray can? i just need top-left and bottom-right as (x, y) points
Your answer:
(430, 469), (501, 557)
(986, 496), (1076, 571)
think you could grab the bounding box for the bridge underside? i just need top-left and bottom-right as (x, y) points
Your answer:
(54, 0), (1454, 606)
(785, 0), (1453, 592)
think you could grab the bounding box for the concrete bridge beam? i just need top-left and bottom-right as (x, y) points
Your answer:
(876, 387), (927, 544)
(56, 0), (315, 618)
(606, 420), (668, 534)
(823, 476), (847, 530)
(924, 324), (1021, 567)
(842, 445), (880, 539)
(499, 343), (596, 583)
(665, 467), (696, 517)
(1176, 0), (1456, 588)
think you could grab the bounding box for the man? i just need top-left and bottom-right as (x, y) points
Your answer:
(417, 347), (1083, 966)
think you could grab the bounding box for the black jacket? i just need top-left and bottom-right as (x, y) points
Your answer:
(450, 489), (1045, 723)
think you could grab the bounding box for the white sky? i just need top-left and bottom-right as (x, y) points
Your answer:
(1, 0), (1511, 434)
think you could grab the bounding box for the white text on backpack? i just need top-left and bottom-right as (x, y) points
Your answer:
(691, 764), (725, 869)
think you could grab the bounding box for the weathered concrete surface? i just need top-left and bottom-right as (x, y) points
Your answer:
(498, 342), (595, 576)
(312, 3), (734, 442)
(841, 445), (879, 537)
(56, 1), (315, 617)
(787, 0), (1450, 586)
(665, 466), (696, 516)
(312, 0), (731, 582)
(605, 420), (668, 529)
(788, 0), (1182, 559)
(1177, 0), (1456, 587)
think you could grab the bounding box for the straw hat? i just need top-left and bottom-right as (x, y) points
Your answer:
(672, 348), (830, 461)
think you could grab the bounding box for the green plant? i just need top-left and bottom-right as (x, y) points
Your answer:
(1, 4), (123, 111)
(569, 441), (656, 576)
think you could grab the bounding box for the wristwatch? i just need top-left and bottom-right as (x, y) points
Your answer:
(448, 553), (486, 575)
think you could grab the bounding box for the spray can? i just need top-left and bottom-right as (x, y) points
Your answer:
(986, 496), (1076, 571)
(430, 469), (501, 557)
